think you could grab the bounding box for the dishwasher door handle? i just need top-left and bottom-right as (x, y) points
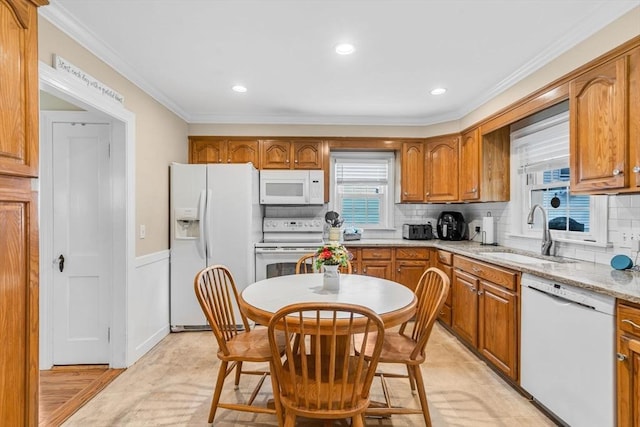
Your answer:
(525, 285), (596, 310)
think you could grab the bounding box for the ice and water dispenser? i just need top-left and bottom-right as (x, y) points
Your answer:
(174, 207), (200, 239)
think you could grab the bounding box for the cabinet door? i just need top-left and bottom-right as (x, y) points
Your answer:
(395, 260), (428, 291)
(0, 177), (39, 426)
(618, 334), (640, 427)
(478, 281), (517, 380)
(425, 136), (459, 202)
(0, 0), (40, 178)
(190, 139), (225, 164)
(570, 56), (628, 192)
(260, 140), (291, 169)
(452, 269), (478, 347)
(629, 48), (640, 190)
(227, 140), (259, 165)
(460, 128), (480, 201)
(292, 141), (323, 169)
(438, 263), (453, 307)
(401, 141), (425, 202)
(361, 261), (392, 280)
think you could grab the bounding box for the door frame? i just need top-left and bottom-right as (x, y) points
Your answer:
(39, 62), (135, 369)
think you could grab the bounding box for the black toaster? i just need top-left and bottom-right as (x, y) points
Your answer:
(402, 224), (434, 240)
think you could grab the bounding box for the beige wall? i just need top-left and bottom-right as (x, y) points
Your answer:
(38, 18), (189, 256)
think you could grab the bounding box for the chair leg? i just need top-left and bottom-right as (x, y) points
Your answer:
(351, 414), (364, 427)
(407, 363), (417, 394)
(284, 412), (296, 427)
(412, 365), (432, 427)
(234, 361), (243, 390)
(209, 360), (229, 423)
(270, 361), (284, 427)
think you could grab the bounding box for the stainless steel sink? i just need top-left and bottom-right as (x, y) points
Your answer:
(478, 251), (563, 264)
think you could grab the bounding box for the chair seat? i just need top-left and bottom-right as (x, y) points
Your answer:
(220, 328), (286, 362)
(353, 332), (424, 365)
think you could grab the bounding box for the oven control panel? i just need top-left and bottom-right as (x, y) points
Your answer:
(263, 218), (324, 233)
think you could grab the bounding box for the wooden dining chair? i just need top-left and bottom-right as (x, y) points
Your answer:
(354, 267), (450, 426)
(295, 253), (353, 274)
(194, 264), (286, 424)
(267, 302), (385, 427)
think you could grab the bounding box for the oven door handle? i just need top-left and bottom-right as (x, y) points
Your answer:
(255, 248), (317, 254)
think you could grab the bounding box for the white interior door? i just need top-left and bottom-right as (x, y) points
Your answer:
(52, 122), (111, 365)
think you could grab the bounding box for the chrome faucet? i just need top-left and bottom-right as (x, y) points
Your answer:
(527, 204), (553, 256)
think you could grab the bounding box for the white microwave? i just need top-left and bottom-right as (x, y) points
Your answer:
(259, 170), (324, 205)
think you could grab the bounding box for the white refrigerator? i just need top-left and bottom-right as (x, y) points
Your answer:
(169, 162), (263, 331)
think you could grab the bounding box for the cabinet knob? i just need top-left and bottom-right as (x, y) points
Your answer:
(633, 165), (640, 174)
(404, 192), (408, 196)
(227, 159), (231, 163)
(425, 192), (430, 196)
(617, 352), (628, 362)
(471, 187), (477, 193)
(613, 168), (622, 176)
(477, 289), (484, 296)
(397, 268), (401, 272)
(294, 159), (298, 163)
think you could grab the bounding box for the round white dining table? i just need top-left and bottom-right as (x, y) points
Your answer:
(239, 273), (417, 327)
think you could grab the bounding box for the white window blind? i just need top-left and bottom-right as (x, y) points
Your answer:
(331, 153), (394, 229)
(514, 111), (569, 173)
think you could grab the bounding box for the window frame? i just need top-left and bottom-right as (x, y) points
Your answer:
(329, 151), (395, 230)
(509, 110), (609, 247)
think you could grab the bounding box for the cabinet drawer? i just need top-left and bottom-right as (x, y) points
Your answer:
(437, 250), (453, 266)
(453, 255), (518, 291)
(618, 303), (640, 335)
(362, 248), (392, 260)
(395, 247), (430, 260)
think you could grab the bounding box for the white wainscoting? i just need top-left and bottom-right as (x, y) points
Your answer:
(129, 250), (171, 364)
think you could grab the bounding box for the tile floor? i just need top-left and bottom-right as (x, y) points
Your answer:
(63, 323), (557, 426)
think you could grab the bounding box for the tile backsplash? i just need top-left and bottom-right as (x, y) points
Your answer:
(265, 193), (640, 266)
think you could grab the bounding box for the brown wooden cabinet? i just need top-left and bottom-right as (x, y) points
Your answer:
(616, 301), (640, 427)
(436, 250), (453, 326)
(394, 247), (430, 291)
(189, 137), (259, 165)
(452, 255), (519, 381)
(0, 0), (47, 425)
(260, 139), (323, 169)
(400, 141), (425, 202)
(459, 127), (510, 202)
(425, 135), (459, 202)
(360, 247), (393, 280)
(570, 47), (640, 194)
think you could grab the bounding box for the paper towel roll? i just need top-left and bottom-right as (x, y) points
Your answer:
(482, 216), (495, 245)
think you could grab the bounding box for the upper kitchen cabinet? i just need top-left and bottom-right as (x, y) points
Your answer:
(425, 135), (459, 202)
(570, 47), (639, 194)
(400, 141), (425, 202)
(189, 137), (259, 165)
(459, 127), (510, 202)
(0, 0), (43, 178)
(260, 139), (324, 169)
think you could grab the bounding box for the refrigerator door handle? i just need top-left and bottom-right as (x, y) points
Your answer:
(205, 189), (213, 258)
(196, 190), (206, 259)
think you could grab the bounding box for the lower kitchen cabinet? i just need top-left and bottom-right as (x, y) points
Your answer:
(436, 250), (453, 326)
(394, 247), (430, 291)
(617, 301), (640, 427)
(452, 255), (519, 381)
(360, 248), (393, 280)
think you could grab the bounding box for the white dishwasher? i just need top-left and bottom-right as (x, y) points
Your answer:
(520, 273), (615, 427)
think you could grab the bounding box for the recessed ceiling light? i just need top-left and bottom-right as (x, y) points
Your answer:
(232, 85), (247, 93)
(430, 87), (447, 95)
(335, 43), (355, 55)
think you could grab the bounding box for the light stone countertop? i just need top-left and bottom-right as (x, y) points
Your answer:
(342, 238), (640, 304)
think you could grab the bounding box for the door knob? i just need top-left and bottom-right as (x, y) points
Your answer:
(58, 254), (65, 272)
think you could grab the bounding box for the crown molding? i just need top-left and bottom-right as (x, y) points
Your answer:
(39, 3), (190, 122)
(38, 2), (638, 127)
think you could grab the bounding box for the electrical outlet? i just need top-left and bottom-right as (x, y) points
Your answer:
(140, 224), (146, 239)
(475, 226), (481, 232)
(632, 239), (640, 253)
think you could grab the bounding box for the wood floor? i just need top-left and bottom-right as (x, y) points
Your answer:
(39, 365), (124, 427)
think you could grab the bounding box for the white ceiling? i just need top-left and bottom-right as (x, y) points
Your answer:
(41, 0), (639, 126)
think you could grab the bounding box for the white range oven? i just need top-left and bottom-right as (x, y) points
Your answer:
(255, 218), (324, 281)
